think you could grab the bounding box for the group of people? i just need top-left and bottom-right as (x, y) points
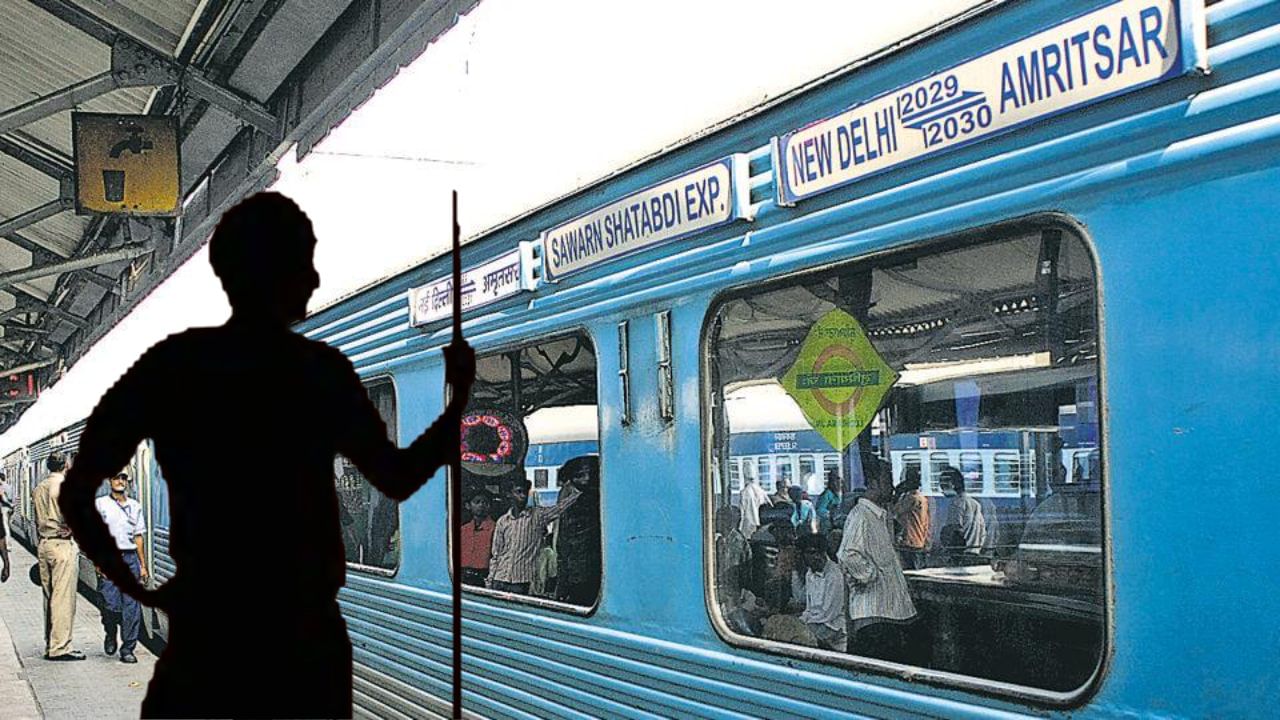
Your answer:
(718, 456), (995, 662)
(4, 453), (150, 664)
(459, 455), (602, 607)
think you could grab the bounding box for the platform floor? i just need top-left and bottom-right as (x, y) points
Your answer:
(0, 542), (158, 719)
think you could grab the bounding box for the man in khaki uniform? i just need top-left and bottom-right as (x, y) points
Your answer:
(33, 452), (85, 661)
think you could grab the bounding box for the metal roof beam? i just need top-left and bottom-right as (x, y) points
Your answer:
(183, 70), (278, 134)
(0, 357), (57, 375)
(25, 0), (120, 46)
(0, 242), (152, 288)
(13, 297), (88, 330)
(0, 133), (75, 181)
(0, 35), (274, 136)
(0, 198), (70, 237)
(2, 231), (65, 264)
(0, 71), (117, 136)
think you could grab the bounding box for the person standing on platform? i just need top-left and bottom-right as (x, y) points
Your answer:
(738, 472), (772, 539)
(487, 479), (580, 595)
(1, 499), (10, 584)
(33, 452), (84, 661)
(459, 490), (495, 587)
(940, 466), (986, 558)
(94, 471), (148, 663)
(837, 469), (917, 661)
(814, 469), (842, 534)
(57, 193), (475, 719)
(893, 468), (931, 570)
(554, 456), (601, 606)
(796, 533), (846, 651)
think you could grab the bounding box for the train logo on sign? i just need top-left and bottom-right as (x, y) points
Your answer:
(780, 309), (897, 452)
(72, 112), (180, 216)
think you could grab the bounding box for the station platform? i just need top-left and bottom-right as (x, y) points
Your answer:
(0, 543), (158, 719)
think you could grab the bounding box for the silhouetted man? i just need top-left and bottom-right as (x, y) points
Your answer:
(58, 193), (475, 719)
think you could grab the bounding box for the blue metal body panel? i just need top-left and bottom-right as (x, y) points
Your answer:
(0, 0), (1255, 713)
(123, 0), (1280, 716)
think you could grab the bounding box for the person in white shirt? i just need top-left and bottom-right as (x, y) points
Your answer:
(940, 467), (987, 559)
(796, 533), (846, 651)
(738, 473), (772, 539)
(838, 468), (917, 659)
(94, 471), (149, 663)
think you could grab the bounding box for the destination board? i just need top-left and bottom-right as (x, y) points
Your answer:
(409, 245), (537, 327)
(541, 155), (751, 282)
(774, 0), (1203, 205)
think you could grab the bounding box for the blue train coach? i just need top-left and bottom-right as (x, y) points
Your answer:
(7, 0), (1279, 717)
(292, 0), (1278, 716)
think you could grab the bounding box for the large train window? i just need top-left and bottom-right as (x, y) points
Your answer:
(335, 378), (400, 573)
(706, 225), (1104, 701)
(452, 332), (601, 611)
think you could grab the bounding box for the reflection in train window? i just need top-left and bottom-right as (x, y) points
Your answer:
(335, 378), (400, 572)
(453, 333), (601, 610)
(993, 452), (1022, 495)
(707, 226), (1104, 697)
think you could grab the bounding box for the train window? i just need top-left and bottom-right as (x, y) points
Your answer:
(929, 452), (951, 495)
(993, 452), (1022, 495)
(335, 378), (401, 573)
(959, 452), (984, 493)
(453, 332), (601, 610)
(756, 457), (774, 491)
(899, 453), (924, 492)
(707, 226), (1104, 700)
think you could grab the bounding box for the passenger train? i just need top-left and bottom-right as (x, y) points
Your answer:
(4, 0), (1278, 716)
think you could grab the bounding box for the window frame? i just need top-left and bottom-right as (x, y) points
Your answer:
(338, 374), (402, 578)
(700, 217), (1110, 708)
(444, 328), (605, 616)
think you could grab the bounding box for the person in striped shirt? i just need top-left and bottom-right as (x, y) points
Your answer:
(838, 467), (917, 660)
(487, 479), (580, 595)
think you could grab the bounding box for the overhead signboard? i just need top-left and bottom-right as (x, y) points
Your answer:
(72, 112), (180, 216)
(541, 155), (752, 282)
(774, 0), (1205, 206)
(408, 244), (538, 327)
(780, 309), (898, 452)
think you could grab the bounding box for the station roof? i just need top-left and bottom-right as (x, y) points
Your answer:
(0, 0), (477, 433)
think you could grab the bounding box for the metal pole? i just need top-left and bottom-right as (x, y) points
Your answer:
(450, 190), (463, 719)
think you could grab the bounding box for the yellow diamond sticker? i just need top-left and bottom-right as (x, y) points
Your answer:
(780, 309), (898, 452)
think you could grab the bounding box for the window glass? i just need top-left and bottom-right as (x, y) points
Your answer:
(708, 228), (1104, 696)
(334, 379), (400, 572)
(454, 333), (601, 608)
(993, 452), (1022, 495)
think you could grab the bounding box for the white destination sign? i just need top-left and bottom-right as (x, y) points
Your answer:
(409, 244), (537, 327)
(542, 155), (750, 281)
(775, 0), (1195, 205)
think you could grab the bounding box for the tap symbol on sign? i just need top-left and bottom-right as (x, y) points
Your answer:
(109, 125), (154, 158)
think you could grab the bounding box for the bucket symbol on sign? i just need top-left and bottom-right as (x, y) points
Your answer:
(102, 169), (126, 203)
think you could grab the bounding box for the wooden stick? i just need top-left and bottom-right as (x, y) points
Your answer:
(450, 190), (463, 718)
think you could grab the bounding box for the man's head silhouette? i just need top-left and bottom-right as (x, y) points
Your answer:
(209, 192), (320, 324)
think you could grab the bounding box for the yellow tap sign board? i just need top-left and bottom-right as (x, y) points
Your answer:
(781, 309), (898, 452)
(72, 113), (180, 216)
